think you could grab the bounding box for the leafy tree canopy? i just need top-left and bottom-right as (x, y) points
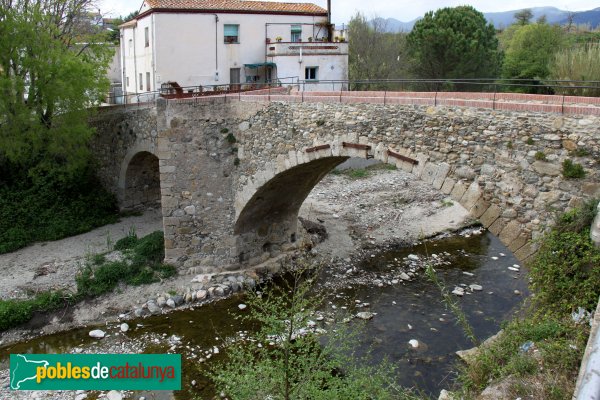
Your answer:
(0, 0), (112, 181)
(407, 6), (501, 81)
(108, 10), (139, 43)
(501, 22), (565, 81)
(348, 13), (411, 86)
(514, 9), (533, 25)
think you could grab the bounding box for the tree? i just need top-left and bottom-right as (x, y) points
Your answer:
(210, 267), (416, 400)
(348, 13), (411, 89)
(0, 0), (112, 180)
(501, 22), (565, 83)
(108, 10), (139, 43)
(514, 9), (533, 25)
(406, 6), (501, 83)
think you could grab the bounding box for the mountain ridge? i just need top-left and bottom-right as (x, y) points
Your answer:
(368, 6), (600, 32)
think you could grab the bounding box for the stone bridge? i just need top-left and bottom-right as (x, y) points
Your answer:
(90, 91), (600, 272)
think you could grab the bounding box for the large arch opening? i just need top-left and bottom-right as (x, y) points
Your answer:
(122, 151), (161, 211)
(234, 156), (349, 263)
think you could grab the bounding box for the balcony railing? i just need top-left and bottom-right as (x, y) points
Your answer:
(266, 41), (348, 57)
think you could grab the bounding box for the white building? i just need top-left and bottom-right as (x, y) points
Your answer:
(119, 0), (348, 98)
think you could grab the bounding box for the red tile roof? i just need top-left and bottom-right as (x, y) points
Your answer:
(143, 0), (327, 14)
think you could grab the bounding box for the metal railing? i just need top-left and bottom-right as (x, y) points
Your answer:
(294, 78), (600, 97)
(101, 77), (600, 107)
(102, 76), (300, 106)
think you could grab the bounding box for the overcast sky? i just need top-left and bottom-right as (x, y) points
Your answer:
(99, 0), (599, 24)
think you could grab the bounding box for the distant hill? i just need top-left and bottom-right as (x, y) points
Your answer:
(368, 6), (600, 32)
(558, 7), (600, 29)
(371, 17), (416, 32)
(484, 6), (567, 28)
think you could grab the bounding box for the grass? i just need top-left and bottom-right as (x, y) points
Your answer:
(441, 199), (454, 207)
(562, 159), (586, 179)
(0, 230), (177, 332)
(0, 291), (70, 332)
(76, 231), (176, 298)
(455, 199), (599, 399)
(331, 163), (397, 179)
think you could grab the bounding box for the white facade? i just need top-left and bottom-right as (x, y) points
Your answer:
(120, 1), (348, 96)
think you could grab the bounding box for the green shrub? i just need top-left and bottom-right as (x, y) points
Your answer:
(114, 232), (138, 251)
(570, 148), (590, 157)
(210, 267), (417, 400)
(225, 133), (237, 144)
(562, 159), (586, 179)
(133, 231), (164, 263)
(534, 151), (547, 161)
(0, 167), (119, 254)
(0, 291), (68, 332)
(528, 201), (600, 313)
(76, 231), (171, 299)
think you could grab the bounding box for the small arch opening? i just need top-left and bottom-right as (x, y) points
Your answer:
(262, 242), (272, 253)
(123, 151), (161, 211)
(290, 233), (297, 243)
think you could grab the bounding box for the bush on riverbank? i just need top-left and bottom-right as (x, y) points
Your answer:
(76, 231), (176, 298)
(456, 199), (599, 399)
(0, 166), (119, 254)
(0, 231), (175, 332)
(210, 266), (420, 400)
(0, 291), (71, 332)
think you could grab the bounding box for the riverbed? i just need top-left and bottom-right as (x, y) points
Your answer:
(0, 166), (528, 399)
(0, 229), (528, 400)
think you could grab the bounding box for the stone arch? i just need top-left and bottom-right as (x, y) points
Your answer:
(118, 141), (161, 211)
(234, 137), (536, 265)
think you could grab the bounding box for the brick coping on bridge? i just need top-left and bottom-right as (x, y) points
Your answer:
(99, 88), (600, 116)
(180, 89), (600, 115)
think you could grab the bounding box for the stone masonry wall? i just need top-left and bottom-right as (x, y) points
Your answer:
(90, 104), (159, 205)
(156, 98), (268, 268)
(234, 101), (600, 263)
(91, 98), (600, 270)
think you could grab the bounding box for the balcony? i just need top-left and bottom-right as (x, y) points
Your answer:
(266, 41), (348, 57)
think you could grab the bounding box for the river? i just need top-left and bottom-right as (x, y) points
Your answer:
(1, 229), (529, 399)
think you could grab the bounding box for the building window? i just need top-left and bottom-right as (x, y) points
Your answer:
(128, 39), (133, 55)
(291, 25), (302, 42)
(224, 24), (239, 43)
(139, 73), (143, 90)
(144, 27), (149, 47)
(126, 77), (129, 87)
(146, 72), (151, 91)
(305, 67), (318, 81)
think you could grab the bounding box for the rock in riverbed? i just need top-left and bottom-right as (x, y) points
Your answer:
(89, 329), (105, 339)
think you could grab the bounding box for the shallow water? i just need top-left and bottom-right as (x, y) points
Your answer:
(1, 231), (528, 399)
